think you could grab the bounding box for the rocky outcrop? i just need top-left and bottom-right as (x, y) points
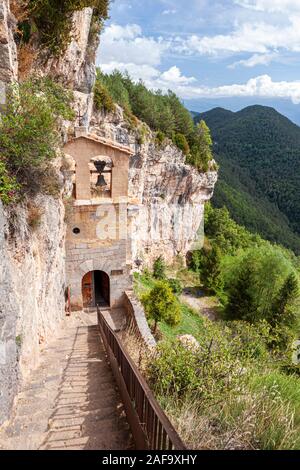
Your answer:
(90, 106), (218, 266)
(0, 0), (17, 84)
(0, 197), (66, 425)
(41, 7), (98, 128)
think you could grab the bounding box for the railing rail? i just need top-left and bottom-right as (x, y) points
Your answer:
(97, 307), (186, 450)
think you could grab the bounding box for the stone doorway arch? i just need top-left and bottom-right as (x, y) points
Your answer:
(82, 270), (110, 308)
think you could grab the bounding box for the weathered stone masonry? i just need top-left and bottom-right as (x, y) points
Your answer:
(64, 131), (134, 310)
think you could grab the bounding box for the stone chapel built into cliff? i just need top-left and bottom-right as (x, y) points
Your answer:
(64, 127), (134, 311)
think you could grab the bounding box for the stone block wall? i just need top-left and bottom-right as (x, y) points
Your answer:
(66, 202), (132, 309)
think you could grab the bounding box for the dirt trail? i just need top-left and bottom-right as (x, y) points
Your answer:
(181, 287), (220, 321)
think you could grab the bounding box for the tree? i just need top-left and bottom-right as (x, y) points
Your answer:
(225, 262), (256, 321)
(188, 120), (213, 171)
(271, 272), (299, 328)
(222, 245), (297, 326)
(200, 245), (223, 292)
(93, 79), (115, 113)
(142, 281), (181, 334)
(172, 133), (190, 155)
(153, 256), (166, 280)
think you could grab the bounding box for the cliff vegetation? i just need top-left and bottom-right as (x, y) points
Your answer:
(94, 70), (215, 172)
(0, 77), (74, 204)
(12, 0), (109, 56)
(133, 204), (300, 450)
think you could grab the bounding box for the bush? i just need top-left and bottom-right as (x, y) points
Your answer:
(0, 77), (74, 201)
(18, 1), (109, 56)
(27, 203), (44, 230)
(172, 133), (190, 155)
(153, 256), (166, 280)
(167, 278), (183, 295)
(142, 281), (181, 333)
(0, 161), (19, 204)
(147, 340), (201, 396)
(155, 130), (166, 146)
(222, 245), (299, 328)
(94, 78), (115, 113)
(147, 335), (244, 401)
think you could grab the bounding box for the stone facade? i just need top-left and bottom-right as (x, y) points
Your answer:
(66, 202), (131, 310)
(64, 132), (134, 310)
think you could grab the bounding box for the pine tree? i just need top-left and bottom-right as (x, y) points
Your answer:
(142, 282), (181, 334)
(271, 272), (299, 327)
(153, 256), (166, 280)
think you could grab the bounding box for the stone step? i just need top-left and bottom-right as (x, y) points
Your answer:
(0, 320), (132, 450)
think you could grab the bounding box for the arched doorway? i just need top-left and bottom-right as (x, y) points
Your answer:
(82, 270), (110, 308)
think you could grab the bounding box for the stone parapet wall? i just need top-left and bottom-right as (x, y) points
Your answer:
(124, 291), (156, 348)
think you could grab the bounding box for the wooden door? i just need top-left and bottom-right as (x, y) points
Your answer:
(82, 272), (94, 308)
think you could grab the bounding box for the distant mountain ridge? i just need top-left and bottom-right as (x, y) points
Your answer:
(195, 105), (300, 254)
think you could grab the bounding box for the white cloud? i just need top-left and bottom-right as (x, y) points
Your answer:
(179, 16), (300, 56)
(162, 9), (177, 15)
(160, 66), (196, 85)
(98, 23), (168, 67)
(100, 61), (197, 91)
(235, 0), (300, 13)
(101, 62), (160, 82)
(229, 52), (278, 68)
(177, 75), (300, 104)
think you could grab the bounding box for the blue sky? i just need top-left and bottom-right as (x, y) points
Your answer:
(96, 0), (300, 122)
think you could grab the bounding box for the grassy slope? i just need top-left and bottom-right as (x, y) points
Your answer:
(134, 269), (300, 449)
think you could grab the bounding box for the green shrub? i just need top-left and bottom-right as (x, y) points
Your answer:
(142, 281), (181, 333)
(228, 320), (270, 361)
(0, 77), (74, 200)
(20, 1), (109, 56)
(147, 340), (201, 396)
(147, 335), (244, 401)
(222, 245), (299, 327)
(172, 133), (190, 155)
(153, 256), (166, 280)
(94, 79), (115, 113)
(0, 161), (19, 204)
(187, 120), (213, 171)
(155, 130), (166, 146)
(167, 278), (183, 295)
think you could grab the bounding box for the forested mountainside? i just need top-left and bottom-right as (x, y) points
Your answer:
(195, 106), (300, 254)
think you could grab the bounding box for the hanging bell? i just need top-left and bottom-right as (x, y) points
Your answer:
(94, 160), (106, 173)
(96, 174), (107, 187)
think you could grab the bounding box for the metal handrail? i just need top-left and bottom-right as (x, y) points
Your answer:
(97, 307), (186, 450)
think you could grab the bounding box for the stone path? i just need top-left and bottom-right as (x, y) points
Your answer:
(0, 312), (132, 450)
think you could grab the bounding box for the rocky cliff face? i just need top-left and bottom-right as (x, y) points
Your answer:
(41, 7), (97, 128)
(0, 0), (17, 83)
(0, 197), (66, 424)
(90, 107), (218, 266)
(0, 0), (68, 424)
